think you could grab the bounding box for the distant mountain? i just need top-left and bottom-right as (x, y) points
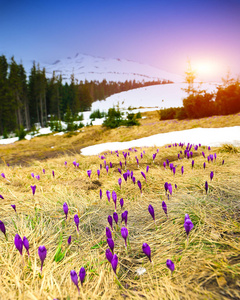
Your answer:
(27, 53), (183, 83)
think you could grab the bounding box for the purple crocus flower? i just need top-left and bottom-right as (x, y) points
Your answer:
(205, 181), (208, 194)
(163, 162), (166, 169)
(152, 153), (156, 162)
(108, 215), (113, 230)
(42, 169), (45, 174)
(169, 163), (174, 170)
(107, 238), (114, 253)
(137, 180), (142, 194)
(142, 243), (151, 262)
(166, 259), (175, 274)
(23, 236), (30, 256)
(210, 171), (214, 181)
(35, 175), (40, 180)
(0, 195), (4, 199)
(79, 267), (86, 286)
(38, 245), (47, 273)
(104, 160), (107, 168)
(65, 161), (67, 166)
(31, 172), (34, 178)
(87, 170), (91, 179)
(202, 151), (205, 158)
(148, 204), (155, 222)
(11, 204), (16, 212)
(146, 165), (149, 173)
(121, 210), (128, 226)
(141, 172), (146, 182)
(106, 190), (111, 202)
(70, 270), (79, 293)
(106, 165), (109, 174)
(175, 184), (177, 189)
(121, 227), (128, 247)
(73, 161), (77, 167)
(168, 183), (172, 195)
(192, 160), (194, 169)
(184, 218), (194, 239)
(119, 161), (123, 169)
(106, 248), (113, 263)
(118, 178), (122, 189)
(14, 234), (23, 256)
(136, 158), (139, 167)
(166, 159), (169, 166)
(74, 214), (80, 232)
(162, 201), (167, 218)
(123, 173), (128, 182)
(181, 166), (184, 175)
(132, 176), (136, 184)
(68, 235), (72, 245)
(172, 166), (176, 176)
(164, 182), (168, 193)
(112, 191), (117, 210)
(100, 189), (102, 200)
(111, 254), (118, 274)
(63, 202), (68, 219)
(100, 164), (102, 170)
(118, 168), (122, 175)
(0, 220), (6, 237)
(52, 170), (55, 177)
(113, 212), (118, 225)
(110, 162), (113, 168)
(31, 185), (36, 196)
(120, 198), (124, 210)
(106, 227), (112, 239)
(97, 169), (100, 179)
(222, 159), (225, 165)
(203, 162), (206, 169)
(1, 173), (5, 179)
(185, 214), (190, 221)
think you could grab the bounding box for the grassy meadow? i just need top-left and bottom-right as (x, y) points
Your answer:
(0, 112), (240, 300)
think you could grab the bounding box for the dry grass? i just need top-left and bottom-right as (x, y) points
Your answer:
(0, 137), (240, 299)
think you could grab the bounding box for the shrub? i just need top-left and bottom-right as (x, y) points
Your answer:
(15, 125), (27, 140)
(90, 109), (106, 120)
(125, 113), (140, 127)
(3, 128), (8, 139)
(103, 107), (124, 129)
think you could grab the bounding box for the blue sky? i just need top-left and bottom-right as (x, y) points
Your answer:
(1, 0), (240, 80)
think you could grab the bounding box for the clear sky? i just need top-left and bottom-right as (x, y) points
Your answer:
(1, 0), (240, 81)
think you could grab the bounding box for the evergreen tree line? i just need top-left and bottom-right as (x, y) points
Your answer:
(158, 76), (240, 120)
(0, 55), (172, 136)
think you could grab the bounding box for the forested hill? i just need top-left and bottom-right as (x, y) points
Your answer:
(0, 55), (173, 135)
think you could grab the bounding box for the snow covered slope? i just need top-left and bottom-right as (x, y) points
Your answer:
(92, 82), (219, 111)
(38, 53), (183, 83)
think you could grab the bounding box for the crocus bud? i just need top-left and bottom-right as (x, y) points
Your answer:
(70, 270), (79, 293)
(137, 180), (142, 194)
(35, 175), (40, 180)
(106, 190), (111, 202)
(11, 204), (16, 212)
(148, 204), (155, 222)
(106, 227), (112, 239)
(205, 181), (208, 194)
(112, 191), (117, 210)
(192, 160), (194, 169)
(79, 267), (86, 285)
(107, 238), (114, 253)
(0, 220), (6, 237)
(181, 166), (184, 175)
(87, 170), (91, 179)
(113, 212), (118, 224)
(31, 172), (34, 178)
(132, 176), (136, 184)
(118, 178), (122, 189)
(108, 215), (113, 230)
(63, 202), (68, 219)
(97, 169), (100, 179)
(121, 210), (128, 226)
(31, 185), (36, 196)
(142, 243), (151, 262)
(38, 245), (47, 273)
(14, 234), (23, 255)
(23, 236), (30, 256)
(166, 259), (175, 274)
(162, 201), (167, 218)
(111, 254), (118, 274)
(184, 218), (194, 236)
(68, 235), (72, 245)
(100, 189), (102, 200)
(74, 214), (80, 232)
(164, 182), (168, 193)
(0, 195), (4, 199)
(106, 248), (113, 263)
(120, 198), (124, 210)
(210, 171), (214, 181)
(146, 165), (149, 173)
(52, 170), (55, 177)
(121, 227), (128, 247)
(123, 173), (128, 182)
(168, 183), (172, 195)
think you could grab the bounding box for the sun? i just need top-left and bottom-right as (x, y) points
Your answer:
(191, 60), (220, 81)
